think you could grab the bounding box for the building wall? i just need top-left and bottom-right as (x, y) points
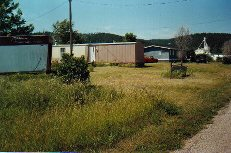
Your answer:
(94, 44), (137, 63)
(52, 43), (144, 64)
(52, 45), (87, 61)
(0, 45), (48, 73)
(135, 43), (144, 63)
(144, 47), (177, 61)
(145, 48), (170, 60)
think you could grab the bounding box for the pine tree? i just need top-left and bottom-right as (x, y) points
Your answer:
(0, 0), (34, 36)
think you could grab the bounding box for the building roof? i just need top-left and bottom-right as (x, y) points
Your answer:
(0, 35), (52, 45)
(144, 45), (176, 50)
(53, 42), (140, 47)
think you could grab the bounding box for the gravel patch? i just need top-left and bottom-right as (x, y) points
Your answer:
(173, 101), (231, 153)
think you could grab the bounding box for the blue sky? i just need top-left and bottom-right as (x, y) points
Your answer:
(17, 0), (231, 39)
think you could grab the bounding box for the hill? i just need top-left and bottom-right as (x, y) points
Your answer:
(33, 32), (231, 54)
(82, 32), (124, 43)
(142, 33), (231, 54)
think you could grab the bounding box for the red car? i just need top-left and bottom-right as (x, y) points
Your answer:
(144, 56), (158, 63)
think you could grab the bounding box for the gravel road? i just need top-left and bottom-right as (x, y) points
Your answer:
(173, 102), (231, 153)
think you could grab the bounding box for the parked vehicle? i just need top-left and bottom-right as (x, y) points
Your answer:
(144, 56), (158, 63)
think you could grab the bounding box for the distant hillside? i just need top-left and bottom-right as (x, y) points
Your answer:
(142, 33), (231, 54)
(139, 39), (175, 47)
(190, 33), (231, 54)
(82, 32), (231, 54)
(33, 31), (231, 54)
(80, 32), (175, 47)
(82, 33), (124, 43)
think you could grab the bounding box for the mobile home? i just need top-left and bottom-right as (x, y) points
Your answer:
(144, 45), (178, 61)
(52, 44), (88, 61)
(53, 42), (144, 64)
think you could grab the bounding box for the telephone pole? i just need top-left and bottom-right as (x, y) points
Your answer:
(69, 0), (73, 55)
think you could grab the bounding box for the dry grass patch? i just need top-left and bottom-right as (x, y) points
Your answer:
(0, 63), (230, 152)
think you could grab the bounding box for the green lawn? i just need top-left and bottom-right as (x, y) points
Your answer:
(0, 63), (231, 152)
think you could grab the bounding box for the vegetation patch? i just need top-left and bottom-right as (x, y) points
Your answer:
(55, 53), (90, 84)
(0, 63), (231, 152)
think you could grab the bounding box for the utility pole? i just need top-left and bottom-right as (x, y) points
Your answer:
(69, 0), (73, 55)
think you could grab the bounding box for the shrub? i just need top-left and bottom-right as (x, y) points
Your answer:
(216, 57), (223, 62)
(51, 60), (60, 74)
(110, 63), (119, 66)
(206, 55), (214, 62)
(223, 56), (231, 64)
(155, 100), (182, 116)
(162, 65), (188, 79)
(56, 53), (90, 84)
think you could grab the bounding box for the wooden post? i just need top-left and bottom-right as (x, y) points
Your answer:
(170, 61), (173, 79)
(69, 0), (73, 55)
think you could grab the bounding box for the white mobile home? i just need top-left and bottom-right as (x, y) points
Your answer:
(52, 44), (88, 61)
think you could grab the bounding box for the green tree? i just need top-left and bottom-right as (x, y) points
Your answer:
(53, 19), (84, 44)
(124, 32), (137, 42)
(0, 0), (34, 36)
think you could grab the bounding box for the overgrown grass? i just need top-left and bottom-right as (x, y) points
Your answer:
(0, 63), (231, 152)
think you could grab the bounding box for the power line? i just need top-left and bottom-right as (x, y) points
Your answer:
(191, 18), (230, 26)
(28, 0), (68, 22)
(78, 0), (191, 7)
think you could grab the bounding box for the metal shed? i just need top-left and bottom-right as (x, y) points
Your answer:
(52, 42), (144, 65)
(0, 36), (52, 73)
(144, 45), (178, 61)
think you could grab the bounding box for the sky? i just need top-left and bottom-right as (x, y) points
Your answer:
(16, 0), (231, 39)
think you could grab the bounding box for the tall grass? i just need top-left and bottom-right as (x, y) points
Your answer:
(0, 76), (168, 151)
(0, 63), (231, 152)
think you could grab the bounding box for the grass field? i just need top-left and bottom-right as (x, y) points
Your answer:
(0, 63), (231, 152)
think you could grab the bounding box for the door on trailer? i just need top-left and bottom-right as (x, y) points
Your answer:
(89, 46), (96, 62)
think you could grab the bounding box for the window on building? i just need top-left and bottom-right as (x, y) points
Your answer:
(60, 48), (65, 58)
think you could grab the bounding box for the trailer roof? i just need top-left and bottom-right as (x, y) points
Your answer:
(0, 35), (52, 45)
(145, 45), (176, 50)
(53, 42), (141, 47)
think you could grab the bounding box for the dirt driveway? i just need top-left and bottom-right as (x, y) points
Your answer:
(173, 101), (231, 153)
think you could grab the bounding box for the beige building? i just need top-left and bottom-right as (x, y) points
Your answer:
(52, 42), (144, 64)
(52, 44), (87, 61)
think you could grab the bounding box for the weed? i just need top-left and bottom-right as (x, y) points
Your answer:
(155, 100), (182, 116)
(0, 63), (231, 152)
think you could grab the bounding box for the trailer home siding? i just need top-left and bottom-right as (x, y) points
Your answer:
(53, 42), (144, 64)
(90, 42), (144, 64)
(52, 44), (87, 61)
(0, 36), (52, 73)
(144, 45), (178, 61)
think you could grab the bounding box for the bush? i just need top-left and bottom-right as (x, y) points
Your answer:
(216, 57), (223, 62)
(51, 60), (60, 73)
(162, 65), (188, 79)
(155, 100), (182, 116)
(223, 56), (231, 64)
(206, 55), (214, 62)
(56, 53), (90, 84)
